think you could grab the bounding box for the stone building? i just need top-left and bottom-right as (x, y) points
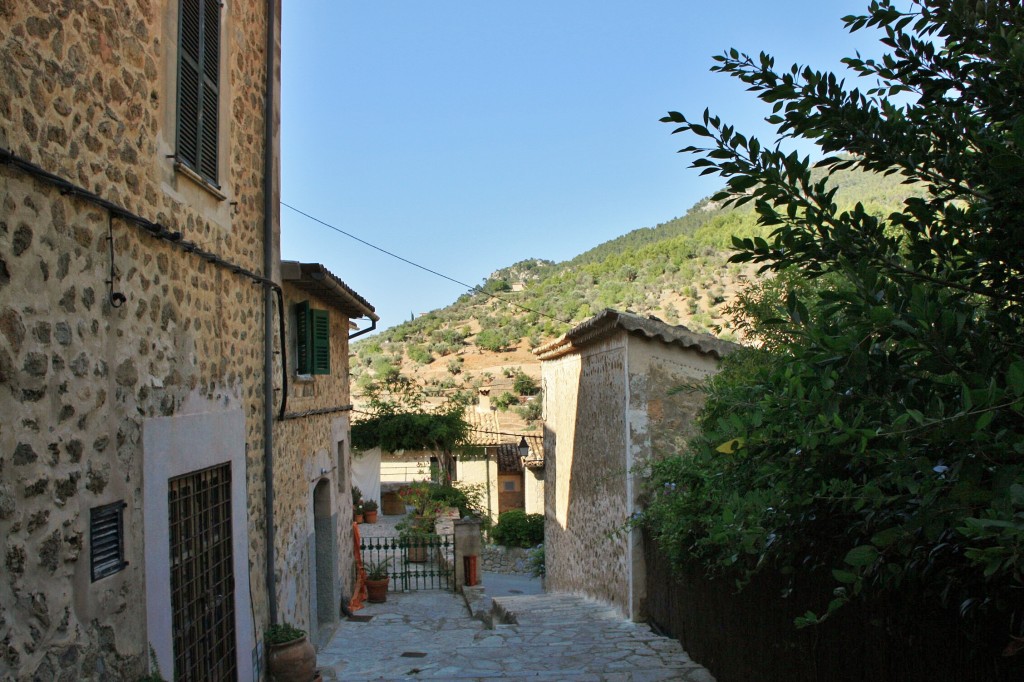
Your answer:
(275, 261), (377, 645)
(535, 309), (735, 621)
(520, 434), (545, 516)
(0, 2), (376, 680)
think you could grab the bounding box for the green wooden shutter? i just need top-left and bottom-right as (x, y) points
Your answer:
(295, 301), (311, 374)
(311, 309), (331, 375)
(176, 0), (220, 184)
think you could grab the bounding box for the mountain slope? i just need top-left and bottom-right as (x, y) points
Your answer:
(351, 165), (922, 434)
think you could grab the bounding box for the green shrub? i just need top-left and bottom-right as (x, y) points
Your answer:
(527, 544), (545, 578)
(446, 357), (463, 375)
(407, 344), (433, 365)
(493, 391), (518, 411)
(512, 371), (539, 396)
(514, 394), (542, 423)
(264, 623), (306, 645)
(491, 510), (544, 548)
(476, 329), (510, 352)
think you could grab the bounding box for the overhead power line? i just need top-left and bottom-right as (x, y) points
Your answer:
(281, 201), (571, 325)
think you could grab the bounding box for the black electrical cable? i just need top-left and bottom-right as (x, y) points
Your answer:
(1, 146), (288, 418)
(280, 201), (572, 325)
(106, 214), (126, 308)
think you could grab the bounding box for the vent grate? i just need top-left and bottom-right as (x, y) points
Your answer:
(91, 501), (127, 581)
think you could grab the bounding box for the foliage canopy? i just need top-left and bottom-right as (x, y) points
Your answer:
(350, 375), (469, 454)
(644, 0), (1024, 654)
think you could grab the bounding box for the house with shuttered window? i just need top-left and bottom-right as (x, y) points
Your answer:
(0, 1), (377, 680)
(274, 262), (377, 645)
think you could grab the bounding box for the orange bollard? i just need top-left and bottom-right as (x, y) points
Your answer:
(463, 555), (478, 586)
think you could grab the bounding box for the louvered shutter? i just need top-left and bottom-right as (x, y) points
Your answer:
(198, 0), (220, 182)
(295, 300), (311, 374)
(91, 502), (126, 581)
(311, 309), (331, 375)
(176, 0), (220, 184)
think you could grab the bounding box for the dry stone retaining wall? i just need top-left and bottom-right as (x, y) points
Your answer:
(481, 544), (534, 575)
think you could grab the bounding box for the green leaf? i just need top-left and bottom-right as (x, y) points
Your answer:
(716, 438), (746, 454)
(844, 545), (879, 567)
(1008, 361), (1024, 397)
(832, 569), (858, 584)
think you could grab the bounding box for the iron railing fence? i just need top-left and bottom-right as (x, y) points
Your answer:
(360, 534), (455, 592)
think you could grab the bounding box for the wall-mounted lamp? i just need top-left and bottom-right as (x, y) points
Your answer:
(517, 436), (529, 460)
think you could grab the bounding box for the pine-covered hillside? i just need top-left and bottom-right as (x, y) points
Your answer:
(350, 164), (923, 433)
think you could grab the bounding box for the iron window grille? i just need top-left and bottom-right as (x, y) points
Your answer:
(90, 501), (127, 581)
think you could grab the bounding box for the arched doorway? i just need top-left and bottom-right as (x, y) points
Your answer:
(313, 479), (336, 630)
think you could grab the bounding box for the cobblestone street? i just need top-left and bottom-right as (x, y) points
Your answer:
(318, 588), (715, 681)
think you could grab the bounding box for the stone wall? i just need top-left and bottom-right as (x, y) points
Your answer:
(542, 336), (631, 614)
(273, 283), (355, 642)
(624, 336), (724, 620)
(0, 0), (276, 678)
(481, 544), (534, 575)
(540, 329), (727, 622)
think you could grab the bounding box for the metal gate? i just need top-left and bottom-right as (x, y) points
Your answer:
(360, 534), (455, 592)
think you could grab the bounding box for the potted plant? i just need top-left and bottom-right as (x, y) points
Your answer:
(138, 645), (167, 682)
(265, 623), (317, 682)
(362, 499), (379, 523)
(352, 486), (364, 523)
(397, 513), (436, 563)
(365, 558), (391, 603)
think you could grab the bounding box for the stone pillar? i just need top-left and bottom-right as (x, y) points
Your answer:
(453, 517), (482, 592)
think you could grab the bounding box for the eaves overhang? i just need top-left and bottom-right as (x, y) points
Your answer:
(534, 308), (736, 361)
(281, 261), (378, 321)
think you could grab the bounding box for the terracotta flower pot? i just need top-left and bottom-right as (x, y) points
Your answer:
(406, 543), (428, 563)
(266, 635), (316, 682)
(364, 510), (378, 523)
(354, 513), (364, 524)
(366, 577), (389, 603)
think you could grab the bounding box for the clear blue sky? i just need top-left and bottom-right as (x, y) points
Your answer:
(281, 1), (882, 331)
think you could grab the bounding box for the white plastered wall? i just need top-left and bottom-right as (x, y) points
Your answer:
(142, 402), (254, 681)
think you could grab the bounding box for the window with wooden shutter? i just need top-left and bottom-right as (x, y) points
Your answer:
(311, 309), (331, 375)
(295, 300), (311, 374)
(90, 501), (127, 581)
(295, 301), (330, 375)
(176, 0), (220, 185)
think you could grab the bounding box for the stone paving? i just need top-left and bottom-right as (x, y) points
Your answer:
(318, 588), (715, 681)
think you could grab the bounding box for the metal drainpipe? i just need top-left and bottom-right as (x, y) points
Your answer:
(348, 318), (377, 340)
(263, 0), (278, 627)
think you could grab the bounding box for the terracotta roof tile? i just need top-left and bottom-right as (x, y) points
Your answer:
(464, 408), (503, 446)
(534, 308), (736, 361)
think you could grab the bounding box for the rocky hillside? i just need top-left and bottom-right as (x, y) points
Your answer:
(351, 164), (922, 436)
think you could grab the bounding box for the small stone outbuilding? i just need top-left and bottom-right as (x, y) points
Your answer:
(535, 309), (735, 621)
